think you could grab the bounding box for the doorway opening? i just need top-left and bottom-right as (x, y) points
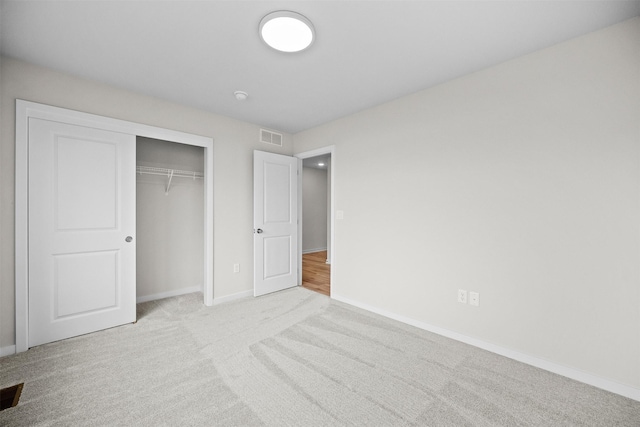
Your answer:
(136, 137), (205, 304)
(296, 147), (334, 297)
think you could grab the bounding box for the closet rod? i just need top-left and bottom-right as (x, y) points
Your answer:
(136, 165), (204, 195)
(136, 165), (204, 179)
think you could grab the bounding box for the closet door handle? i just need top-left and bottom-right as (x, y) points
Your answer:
(125, 236), (133, 242)
(256, 229), (264, 234)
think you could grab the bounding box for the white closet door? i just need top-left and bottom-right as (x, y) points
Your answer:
(253, 150), (298, 297)
(28, 118), (136, 347)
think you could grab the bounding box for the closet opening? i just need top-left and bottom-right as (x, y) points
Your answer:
(136, 137), (205, 304)
(15, 100), (215, 352)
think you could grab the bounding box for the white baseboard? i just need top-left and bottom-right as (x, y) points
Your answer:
(213, 289), (253, 305)
(136, 286), (202, 304)
(332, 293), (640, 402)
(1, 345), (16, 358)
(302, 247), (327, 254)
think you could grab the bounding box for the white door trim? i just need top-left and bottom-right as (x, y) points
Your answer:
(294, 145), (335, 297)
(15, 100), (214, 353)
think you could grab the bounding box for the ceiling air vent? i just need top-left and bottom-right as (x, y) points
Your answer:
(260, 129), (283, 147)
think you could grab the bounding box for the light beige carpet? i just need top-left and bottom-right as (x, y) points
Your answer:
(1, 287), (638, 426)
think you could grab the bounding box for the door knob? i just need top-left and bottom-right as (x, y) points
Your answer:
(125, 236), (133, 242)
(256, 229), (264, 234)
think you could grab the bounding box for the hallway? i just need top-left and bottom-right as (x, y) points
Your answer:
(301, 251), (330, 296)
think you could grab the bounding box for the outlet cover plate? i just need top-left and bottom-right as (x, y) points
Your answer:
(458, 289), (467, 304)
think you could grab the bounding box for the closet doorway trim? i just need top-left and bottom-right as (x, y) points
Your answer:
(15, 99), (214, 353)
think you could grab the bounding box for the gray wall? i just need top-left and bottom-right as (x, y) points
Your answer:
(293, 18), (640, 389)
(136, 137), (204, 299)
(302, 166), (328, 253)
(0, 57), (293, 349)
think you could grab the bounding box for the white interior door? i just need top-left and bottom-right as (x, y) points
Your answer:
(28, 118), (136, 347)
(254, 150), (298, 297)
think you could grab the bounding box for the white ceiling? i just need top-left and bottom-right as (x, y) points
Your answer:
(1, 1), (639, 134)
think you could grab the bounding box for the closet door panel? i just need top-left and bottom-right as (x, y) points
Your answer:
(28, 118), (136, 347)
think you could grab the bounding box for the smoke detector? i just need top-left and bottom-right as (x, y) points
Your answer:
(234, 91), (248, 101)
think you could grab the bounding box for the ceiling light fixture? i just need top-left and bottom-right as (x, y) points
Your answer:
(318, 162), (325, 167)
(259, 11), (315, 53)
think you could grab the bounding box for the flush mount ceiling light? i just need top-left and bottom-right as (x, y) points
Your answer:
(259, 11), (315, 53)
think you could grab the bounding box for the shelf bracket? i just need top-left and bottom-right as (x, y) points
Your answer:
(165, 169), (174, 195)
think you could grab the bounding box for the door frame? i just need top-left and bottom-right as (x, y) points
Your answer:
(294, 145), (335, 296)
(15, 100), (214, 353)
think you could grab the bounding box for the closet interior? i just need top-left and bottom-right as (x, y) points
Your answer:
(136, 137), (205, 301)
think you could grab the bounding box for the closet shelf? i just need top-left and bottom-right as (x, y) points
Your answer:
(136, 165), (204, 179)
(136, 166), (204, 195)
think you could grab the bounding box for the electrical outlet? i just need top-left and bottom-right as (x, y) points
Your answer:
(233, 263), (240, 273)
(457, 289), (467, 304)
(469, 292), (479, 307)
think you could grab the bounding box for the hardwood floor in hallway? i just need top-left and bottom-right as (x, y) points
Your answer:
(301, 250), (330, 296)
